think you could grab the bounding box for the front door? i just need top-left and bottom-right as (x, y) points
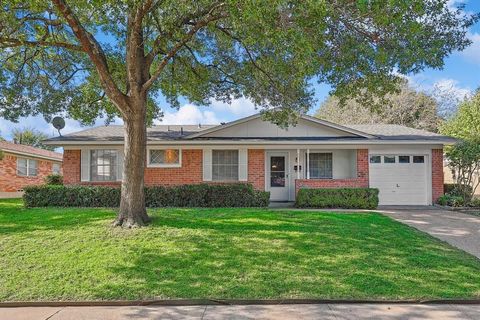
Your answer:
(267, 152), (289, 201)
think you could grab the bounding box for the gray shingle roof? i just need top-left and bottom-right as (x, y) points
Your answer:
(44, 121), (455, 144)
(344, 124), (456, 142)
(46, 125), (216, 142)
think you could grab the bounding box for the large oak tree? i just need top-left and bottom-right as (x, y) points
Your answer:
(0, 0), (477, 227)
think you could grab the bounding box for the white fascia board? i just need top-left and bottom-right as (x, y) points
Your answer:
(60, 140), (449, 150)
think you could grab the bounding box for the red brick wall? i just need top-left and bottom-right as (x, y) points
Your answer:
(144, 150), (203, 186)
(295, 149), (369, 193)
(0, 153), (62, 192)
(63, 150), (81, 185)
(432, 148), (444, 203)
(248, 149), (265, 190)
(64, 148), (267, 190)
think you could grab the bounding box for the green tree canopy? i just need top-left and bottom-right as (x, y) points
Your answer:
(315, 79), (442, 132)
(11, 127), (55, 151)
(441, 90), (480, 140)
(0, 0), (477, 226)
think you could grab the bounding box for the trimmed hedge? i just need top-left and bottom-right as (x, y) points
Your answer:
(23, 183), (270, 208)
(296, 187), (379, 209)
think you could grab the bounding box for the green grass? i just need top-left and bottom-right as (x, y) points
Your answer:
(1, 198), (480, 301)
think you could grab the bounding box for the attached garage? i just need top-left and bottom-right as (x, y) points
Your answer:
(369, 154), (431, 205)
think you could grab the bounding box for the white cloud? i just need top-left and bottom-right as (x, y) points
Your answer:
(432, 78), (472, 100)
(209, 97), (258, 117)
(0, 97), (258, 139)
(460, 32), (480, 66)
(158, 104), (222, 125)
(158, 97), (258, 125)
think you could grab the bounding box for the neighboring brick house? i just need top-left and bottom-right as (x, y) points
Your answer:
(0, 141), (63, 192)
(45, 114), (455, 205)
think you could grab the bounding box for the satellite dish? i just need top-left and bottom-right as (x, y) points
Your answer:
(52, 117), (65, 136)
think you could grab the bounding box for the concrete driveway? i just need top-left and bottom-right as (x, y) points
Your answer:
(379, 207), (480, 259)
(2, 304), (480, 320)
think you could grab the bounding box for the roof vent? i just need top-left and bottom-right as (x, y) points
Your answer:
(180, 127), (184, 135)
(167, 126), (170, 131)
(198, 123), (202, 128)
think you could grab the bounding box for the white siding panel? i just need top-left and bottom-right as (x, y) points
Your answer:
(203, 149), (212, 181)
(80, 149), (90, 182)
(238, 148), (248, 181)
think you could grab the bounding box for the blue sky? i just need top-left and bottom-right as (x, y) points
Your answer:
(1, 0), (479, 139)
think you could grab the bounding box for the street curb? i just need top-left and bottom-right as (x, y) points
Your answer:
(1, 299), (480, 307)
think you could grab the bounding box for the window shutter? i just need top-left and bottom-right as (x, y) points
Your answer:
(80, 149), (90, 182)
(238, 148), (248, 181)
(203, 149), (212, 181)
(117, 149), (124, 181)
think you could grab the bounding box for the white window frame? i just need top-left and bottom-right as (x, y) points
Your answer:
(80, 147), (123, 182)
(90, 149), (120, 182)
(306, 152), (333, 179)
(212, 149), (240, 182)
(146, 147), (182, 168)
(17, 157), (38, 177)
(52, 163), (61, 174)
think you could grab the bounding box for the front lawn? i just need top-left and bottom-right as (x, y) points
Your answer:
(1, 198), (480, 301)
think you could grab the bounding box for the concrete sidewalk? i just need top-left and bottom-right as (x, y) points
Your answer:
(380, 207), (480, 259)
(2, 304), (480, 320)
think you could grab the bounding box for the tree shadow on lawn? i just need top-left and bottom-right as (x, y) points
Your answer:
(92, 210), (480, 300)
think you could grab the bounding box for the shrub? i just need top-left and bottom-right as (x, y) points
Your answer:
(469, 197), (480, 208)
(295, 188), (379, 209)
(45, 174), (64, 185)
(24, 184), (270, 208)
(437, 194), (465, 207)
(444, 183), (473, 197)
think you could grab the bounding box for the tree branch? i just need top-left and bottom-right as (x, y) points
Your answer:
(142, 3), (228, 91)
(51, 0), (130, 112)
(0, 37), (84, 52)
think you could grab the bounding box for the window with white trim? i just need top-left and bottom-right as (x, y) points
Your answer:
(90, 150), (118, 181)
(148, 149), (181, 167)
(17, 158), (38, 176)
(212, 150), (238, 181)
(307, 153), (333, 179)
(52, 163), (61, 174)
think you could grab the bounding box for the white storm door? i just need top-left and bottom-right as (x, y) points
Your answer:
(267, 152), (289, 201)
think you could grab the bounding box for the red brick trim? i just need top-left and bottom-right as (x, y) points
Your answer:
(432, 148), (444, 203)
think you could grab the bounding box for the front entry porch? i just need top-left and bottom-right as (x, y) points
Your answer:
(265, 149), (368, 202)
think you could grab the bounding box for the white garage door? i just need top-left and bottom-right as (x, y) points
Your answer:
(369, 154), (430, 205)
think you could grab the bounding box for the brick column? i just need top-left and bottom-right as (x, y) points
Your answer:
(248, 149), (265, 190)
(63, 150), (81, 185)
(356, 149), (369, 187)
(432, 148), (444, 203)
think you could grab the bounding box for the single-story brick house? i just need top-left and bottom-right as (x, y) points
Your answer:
(45, 114), (455, 205)
(0, 141), (63, 192)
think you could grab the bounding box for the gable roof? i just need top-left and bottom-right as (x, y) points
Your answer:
(0, 141), (63, 161)
(43, 114), (456, 145)
(186, 114), (375, 139)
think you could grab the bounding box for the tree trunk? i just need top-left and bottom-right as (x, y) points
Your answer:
(113, 103), (150, 228)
